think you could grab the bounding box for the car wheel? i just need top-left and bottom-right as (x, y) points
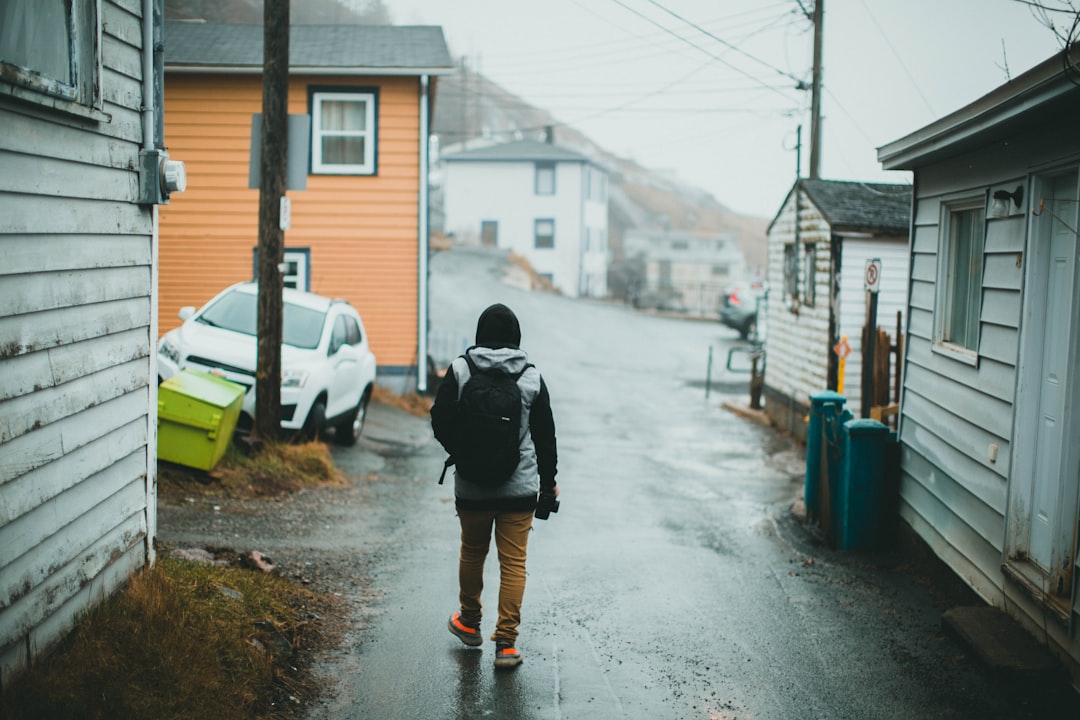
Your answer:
(302, 399), (327, 442)
(333, 390), (370, 447)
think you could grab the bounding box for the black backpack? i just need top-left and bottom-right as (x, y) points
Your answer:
(438, 352), (532, 487)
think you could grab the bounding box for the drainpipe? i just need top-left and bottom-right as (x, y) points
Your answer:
(417, 74), (430, 394)
(142, 0), (158, 567)
(142, 0), (154, 151)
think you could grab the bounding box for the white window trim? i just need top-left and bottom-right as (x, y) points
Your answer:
(932, 195), (986, 366)
(311, 90), (376, 175)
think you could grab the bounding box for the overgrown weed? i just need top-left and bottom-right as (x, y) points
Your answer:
(0, 556), (342, 720)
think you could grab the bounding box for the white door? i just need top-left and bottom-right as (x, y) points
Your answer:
(1027, 172), (1078, 571)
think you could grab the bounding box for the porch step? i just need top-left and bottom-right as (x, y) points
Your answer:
(942, 606), (1060, 678)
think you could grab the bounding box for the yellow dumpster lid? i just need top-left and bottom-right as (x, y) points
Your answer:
(162, 369), (246, 408)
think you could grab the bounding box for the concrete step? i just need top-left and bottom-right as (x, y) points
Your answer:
(942, 606), (1060, 678)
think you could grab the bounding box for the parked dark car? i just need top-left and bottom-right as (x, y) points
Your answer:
(718, 284), (764, 340)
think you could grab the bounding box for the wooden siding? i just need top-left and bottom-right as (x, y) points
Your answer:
(837, 238), (909, 416)
(159, 74), (422, 371)
(898, 178), (1025, 611)
(0, 0), (154, 682)
(763, 191), (833, 432)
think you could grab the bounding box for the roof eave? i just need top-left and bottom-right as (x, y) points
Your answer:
(166, 64), (455, 76)
(878, 47), (1080, 170)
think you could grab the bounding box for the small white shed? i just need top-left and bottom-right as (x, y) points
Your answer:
(763, 179), (912, 440)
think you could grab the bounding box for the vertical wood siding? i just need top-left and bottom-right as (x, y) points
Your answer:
(159, 74), (422, 371)
(0, 0), (154, 681)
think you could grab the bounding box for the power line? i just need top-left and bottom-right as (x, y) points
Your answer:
(856, 0), (935, 114)
(644, 0), (806, 85)
(606, 0), (802, 100)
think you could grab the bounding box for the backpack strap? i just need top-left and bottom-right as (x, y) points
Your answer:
(436, 352), (534, 485)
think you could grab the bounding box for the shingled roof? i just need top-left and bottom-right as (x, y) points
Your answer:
(165, 21), (453, 75)
(797, 179), (912, 233)
(442, 139), (592, 164)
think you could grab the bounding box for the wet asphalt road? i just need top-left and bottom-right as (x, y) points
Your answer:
(297, 248), (1075, 719)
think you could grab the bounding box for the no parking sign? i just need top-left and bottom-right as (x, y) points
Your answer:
(865, 258), (882, 294)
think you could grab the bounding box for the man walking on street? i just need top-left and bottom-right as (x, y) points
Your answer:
(430, 303), (559, 669)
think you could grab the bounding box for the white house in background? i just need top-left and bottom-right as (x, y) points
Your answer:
(764, 179), (911, 440)
(879, 44), (1080, 686)
(0, 0), (180, 684)
(441, 138), (609, 298)
(622, 229), (745, 316)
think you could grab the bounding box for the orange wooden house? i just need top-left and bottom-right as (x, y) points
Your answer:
(160, 21), (453, 388)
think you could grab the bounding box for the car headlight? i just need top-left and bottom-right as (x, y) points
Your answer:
(160, 337), (181, 364)
(281, 368), (309, 389)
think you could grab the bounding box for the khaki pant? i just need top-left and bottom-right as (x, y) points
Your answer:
(456, 508), (533, 645)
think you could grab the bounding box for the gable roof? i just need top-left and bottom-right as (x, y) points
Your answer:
(442, 139), (593, 164)
(879, 45), (1080, 170)
(165, 21), (454, 75)
(799, 179), (912, 232)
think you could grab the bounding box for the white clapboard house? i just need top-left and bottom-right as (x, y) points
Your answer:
(880, 43), (1080, 686)
(0, 0), (182, 683)
(763, 179), (912, 440)
(441, 136), (609, 299)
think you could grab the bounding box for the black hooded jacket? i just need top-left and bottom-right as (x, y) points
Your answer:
(430, 304), (558, 511)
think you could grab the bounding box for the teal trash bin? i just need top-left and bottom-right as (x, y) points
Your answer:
(836, 418), (890, 550)
(805, 391), (847, 526)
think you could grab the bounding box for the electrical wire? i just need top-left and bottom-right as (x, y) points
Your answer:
(643, 0), (806, 85)
(856, 0), (936, 114)
(606, 0), (804, 100)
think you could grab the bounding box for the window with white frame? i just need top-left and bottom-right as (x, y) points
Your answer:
(535, 162), (555, 195)
(0, 0), (100, 108)
(311, 90), (376, 174)
(534, 218), (555, 248)
(937, 199), (986, 354)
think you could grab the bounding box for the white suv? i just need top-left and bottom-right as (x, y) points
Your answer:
(157, 282), (377, 445)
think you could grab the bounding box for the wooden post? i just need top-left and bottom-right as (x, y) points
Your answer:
(861, 289), (878, 418)
(254, 0), (289, 442)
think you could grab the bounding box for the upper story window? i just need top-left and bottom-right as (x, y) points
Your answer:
(535, 162), (555, 195)
(0, 0), (101, 109)
(936, 199), (986, 357)
(311, 90), (377, 175)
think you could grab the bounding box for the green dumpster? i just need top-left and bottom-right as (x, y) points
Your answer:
(158, 369), (245, 470)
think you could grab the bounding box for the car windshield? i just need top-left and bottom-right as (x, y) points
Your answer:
(197, 289), (327, 349)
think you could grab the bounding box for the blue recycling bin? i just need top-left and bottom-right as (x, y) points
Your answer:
(805, 391), (847, 527)
(836, 418), (891, 550)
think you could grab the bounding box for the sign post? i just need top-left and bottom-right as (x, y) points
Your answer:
(861, 259), (881, 418)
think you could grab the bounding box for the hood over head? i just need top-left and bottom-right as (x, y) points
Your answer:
(475, 303), (521, 348)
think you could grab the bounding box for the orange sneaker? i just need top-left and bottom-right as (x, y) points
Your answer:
(494, 642), (523, 669)
(448, 613), (483, 647)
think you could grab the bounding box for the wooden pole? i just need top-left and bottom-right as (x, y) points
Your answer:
(254, 0), (289, 442)
(808, 0), (824, 179)
(861, 289), (878, 419)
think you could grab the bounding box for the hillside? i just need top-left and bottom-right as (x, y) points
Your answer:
(430, 63), (769, 280)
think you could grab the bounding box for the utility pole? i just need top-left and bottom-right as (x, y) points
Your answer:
(808, 0), (823, 179)
(254, 0), (289, 442)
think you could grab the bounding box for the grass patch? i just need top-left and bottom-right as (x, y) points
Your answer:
(372, 385), (431, 417)
(158, 441), (346, 502)
(0, 556), (343, 720)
